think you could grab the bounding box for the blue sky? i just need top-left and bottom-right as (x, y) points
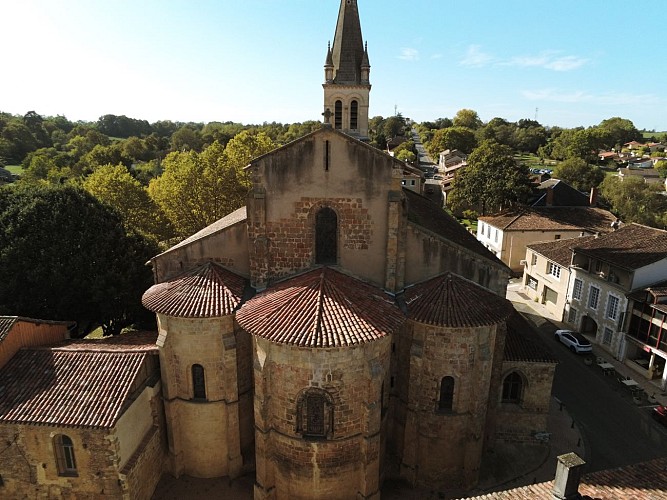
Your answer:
(2, 0), (665, 131)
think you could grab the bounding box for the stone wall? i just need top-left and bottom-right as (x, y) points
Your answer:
(253, 336), (391, 499)
(494, 361), (555, 444)
(121, 426), (165, 500)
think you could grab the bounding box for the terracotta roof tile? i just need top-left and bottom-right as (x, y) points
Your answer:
(236, 267), (404, 347)
(404, 273), (513, 328)
(572, 223), (667, 270)
(504, 312), (558, 363)
(480, 207), (616, 234)
(0, 317), (18, 343)
(460, 456), (667, 499)
(404, 189), (507, 269)
(0, 331), (157, 428)
(142, 262), (246, 318)
(527, 236), (595, 267)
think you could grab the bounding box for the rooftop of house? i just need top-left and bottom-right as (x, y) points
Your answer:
(0, 331), (158, 428)
(572, 223), (667, 271)
(479, 206), (616, 234)
(0, 316), (73, 344)
(531, 179), (592, 207)
(527, 236), (596, 267)
(504, 311), (558, 364)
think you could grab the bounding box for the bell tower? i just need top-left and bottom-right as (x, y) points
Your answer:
(323, 0), (371, 140)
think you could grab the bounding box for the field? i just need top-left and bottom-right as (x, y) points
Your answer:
(5, 165), (23, 175)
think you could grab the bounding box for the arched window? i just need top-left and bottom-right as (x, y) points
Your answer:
(54, 434), (77, 476)
(502, 372), (523, 403)
(192, 364), (206, 400)
(334, 100), (343, 129)
(315, 207), (337, 265)
(297, 388), (334, 439)
(350, 100), (358, 130)
(439, 376), (454, 411)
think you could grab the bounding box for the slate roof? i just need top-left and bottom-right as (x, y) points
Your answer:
(527, 236), (595, 267)
(404, 273), (514, 328)
(460, 456), (667, 499)
(404, 189), (507, 269)
(236, 267), (404, 348)
(479, 207), (616, 234)
(155, 206), (247, 258)
(531, 179), (591, 207)
(330, 0), (366, 84)
(143, 262), (246, 318)
(504, 311), (557, 363)
(571, 223), (667, 271)
(0, 331), (158, 428)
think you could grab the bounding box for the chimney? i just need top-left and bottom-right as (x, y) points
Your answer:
(589, 187), (598, 207)
(552, 453), (586, 500)
(546, 186), (554, 207)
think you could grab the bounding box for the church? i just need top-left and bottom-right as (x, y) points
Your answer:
(0, 1), (556, 499)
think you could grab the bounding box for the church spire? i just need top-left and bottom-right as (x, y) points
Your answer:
(322, 0), (371, 140)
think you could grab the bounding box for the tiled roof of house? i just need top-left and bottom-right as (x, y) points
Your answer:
(404, 188), (507, 269)
(572, 223), (667, 270)
(236, 267), (404, 347)
(155, 206), (247, 258)
(0, 331), (158, 428)
(479, 207), (616, 234)
(460, 456), (667, 499)
(143, 262), (246, 318)
(527, 236), (595, 267)
(404, 273), (513, 328)
(532, 179), (591, 207)
(504, 311), (558, 363)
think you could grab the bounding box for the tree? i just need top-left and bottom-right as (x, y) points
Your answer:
(0, 184), (158, 336)
(453, 109), (482, 130)
(448, 140), (532, 215)
(170, 126), (203, 152)
(600, 176), (667, 228)
(549, 128), (598, 163)
(426, 126), (477, 157)
(552, 158), (605, 192)
(655, 160), (667, 178)
(596, 117), (642, 150)
(83, 164), (174, 241)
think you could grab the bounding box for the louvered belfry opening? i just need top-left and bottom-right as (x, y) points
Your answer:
(316, 207), (337, 265)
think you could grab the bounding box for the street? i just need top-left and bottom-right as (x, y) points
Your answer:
(524, 309), (667, 472)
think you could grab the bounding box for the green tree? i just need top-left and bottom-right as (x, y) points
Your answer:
(453, 109), (482, 130)
(426, 126), (477, 157)
(655, 160), (667, 178)
(596, 117), (642, 150)
(552, 158), (605, 191)
(83, 164), (174, 241)
(0, 184), (157, 336)
(600, 176), (667, 228)
(170, 126), (203, 152)
(448, 140), (532, 215)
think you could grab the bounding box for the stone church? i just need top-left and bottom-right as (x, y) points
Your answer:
(0, 1), (556, 499)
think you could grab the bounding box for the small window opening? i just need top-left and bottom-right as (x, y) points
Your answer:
(502, 372), (522, 403)
(192, 364), (206, 400)
(334, 100), (342, 129)
(438, 376), (454, 412)
(54, 435), (77, 476)
(350, 100), (358, 130)
(315, 207), (337, 265)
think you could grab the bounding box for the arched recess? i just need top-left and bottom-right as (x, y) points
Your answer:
(350, 100), (359, 130)
(315, 206), (338, 265)
(53, 434), (77, 476)
(296, 388), (335, 439)
(501, 370), (526, 404)
(334, 100), (343, 129)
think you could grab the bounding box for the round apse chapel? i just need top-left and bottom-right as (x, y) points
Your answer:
(237, 267), (405, 500)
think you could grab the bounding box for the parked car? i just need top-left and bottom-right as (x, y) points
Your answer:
(652, 405), (667, 427)
(554, 329), (592, 354)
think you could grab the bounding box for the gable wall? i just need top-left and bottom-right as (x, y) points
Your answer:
(0, 320), (69, 369)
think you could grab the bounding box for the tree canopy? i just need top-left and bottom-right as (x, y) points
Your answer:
(426, 126), (477, 157)
(552, 158), (605, 192)
(0, 184), (158, 336)
(600, 176), (667, 229)
(448, 140), (532, 215)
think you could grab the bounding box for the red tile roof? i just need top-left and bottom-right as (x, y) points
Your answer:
(527, 236), (595, 267)
(479, 207), (616, 234)
(142, 262), (246, 318)
(236, 267), (404, 347)
(504, 312), (557, 363)
(404, 273), (513, 328)
(460, 456), (667, 499)
(572, 223), (667, 270)
(0, 332), (158, 428)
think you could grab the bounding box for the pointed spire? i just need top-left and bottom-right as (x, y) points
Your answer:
(330, 0), (366, 84)
(361, 41), (370, 68)
(325, 41), (334, 67)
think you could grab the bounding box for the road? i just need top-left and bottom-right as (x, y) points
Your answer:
(411, 128), (436, 169)
(526, 311), (667, 472)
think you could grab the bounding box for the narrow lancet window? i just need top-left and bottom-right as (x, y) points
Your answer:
(315, 207), (337, 265)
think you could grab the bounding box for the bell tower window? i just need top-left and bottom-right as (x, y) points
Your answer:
(334, 100), (343, 129)
(350, 100), (358, 130)
(316, 207), (338, 265)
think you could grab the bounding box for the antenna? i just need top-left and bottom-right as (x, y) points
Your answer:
(535, 107), (539, 122)
(394, 104), (398, 116)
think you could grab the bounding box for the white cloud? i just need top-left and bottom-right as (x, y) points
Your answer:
(459, 45), (494, 67)
(398, 48), (420, 61)
(430, 53), (443, 60)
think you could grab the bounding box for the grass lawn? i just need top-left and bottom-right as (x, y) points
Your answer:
(5, 165), (23, 175)
(515, 153), (559, 169)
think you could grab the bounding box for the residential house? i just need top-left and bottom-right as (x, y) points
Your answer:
(562, 224), (667, 389)
(477, 206), (616, 273)
(522, 236), (595, 321)
(438, 148), (467, 174)
(618, 167), (663, 184)
(530, 179), (597, 207)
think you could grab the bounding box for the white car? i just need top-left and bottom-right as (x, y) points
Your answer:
(554, 330), (592, 354)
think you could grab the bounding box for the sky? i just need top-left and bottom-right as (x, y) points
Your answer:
(2, 0), (665, 131)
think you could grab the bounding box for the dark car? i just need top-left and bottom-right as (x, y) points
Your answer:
(653, 405), (667, 427)
(554, 329), (593, 354)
